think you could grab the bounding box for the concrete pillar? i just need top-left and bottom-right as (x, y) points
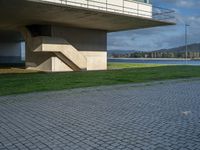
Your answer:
(51, 26), (107, 71)
(20, 27), (54, 71)
(20, 25), (107, 72)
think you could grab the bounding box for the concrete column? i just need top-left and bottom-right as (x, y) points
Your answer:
(20, 27), (55, 71)
(20, 25), (107, 72)
(51, 26), (107, 71)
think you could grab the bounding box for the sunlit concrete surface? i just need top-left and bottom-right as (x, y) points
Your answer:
(0, 79), (200, 150)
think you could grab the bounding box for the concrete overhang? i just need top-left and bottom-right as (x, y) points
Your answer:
(0, 0), (175, 32)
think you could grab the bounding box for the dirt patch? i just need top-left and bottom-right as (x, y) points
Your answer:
(0, 67), (39, 74)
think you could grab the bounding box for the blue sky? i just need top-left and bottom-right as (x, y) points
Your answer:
(108, 0), (200, 51)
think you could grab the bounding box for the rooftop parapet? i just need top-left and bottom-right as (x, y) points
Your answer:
(40, 0), (175, 23)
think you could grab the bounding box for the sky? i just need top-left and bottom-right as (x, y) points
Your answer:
(108, 0), (200, 51)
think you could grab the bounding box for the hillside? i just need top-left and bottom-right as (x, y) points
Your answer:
(108, 50), (139, 55)
(108, 43), (200, 58)
(154, 43), (200, 53)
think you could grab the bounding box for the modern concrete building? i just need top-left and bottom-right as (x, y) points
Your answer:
(0, 0), (175, 71)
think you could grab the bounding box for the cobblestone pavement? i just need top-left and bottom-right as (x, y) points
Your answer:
(1, 79), (200, 150)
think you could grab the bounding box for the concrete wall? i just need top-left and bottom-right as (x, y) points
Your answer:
(124, 1), (152, 18)
(51, 26), (107, 71)
(51, 26), (107, 51)
(24, 25), (107, 72)
(25, 43), (54, 71)
(40, 0), (152, 18)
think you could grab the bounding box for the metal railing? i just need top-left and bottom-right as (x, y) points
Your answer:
(44, 0), (175, 22)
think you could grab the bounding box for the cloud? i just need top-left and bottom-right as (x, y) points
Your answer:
(108, 1), (200, 51)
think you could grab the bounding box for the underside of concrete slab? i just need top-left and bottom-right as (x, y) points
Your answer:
(0, 0), (174, 32)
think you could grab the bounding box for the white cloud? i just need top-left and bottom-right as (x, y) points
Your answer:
(108, 1), (200, 51)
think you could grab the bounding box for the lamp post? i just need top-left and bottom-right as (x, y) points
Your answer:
(185, 24), (190, 64)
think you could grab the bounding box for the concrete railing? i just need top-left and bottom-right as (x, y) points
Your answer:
(38, 0), (175, 22)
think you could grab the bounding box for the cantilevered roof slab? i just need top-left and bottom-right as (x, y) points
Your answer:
(0, 0), (175, 32)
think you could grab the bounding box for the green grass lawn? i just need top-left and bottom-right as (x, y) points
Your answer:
(108, 62), (165, 69)
(0, 63), (200, 96)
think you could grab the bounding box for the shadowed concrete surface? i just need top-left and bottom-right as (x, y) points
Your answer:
(0, 79), (200, 150)
(0, 0), (173, 31)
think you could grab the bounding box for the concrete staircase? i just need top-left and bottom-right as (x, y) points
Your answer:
(32, 36), (87, 71)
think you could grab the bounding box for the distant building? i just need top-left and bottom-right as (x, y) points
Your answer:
(0, 0), (174, 71)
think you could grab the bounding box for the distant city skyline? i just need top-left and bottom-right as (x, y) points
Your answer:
(108, 0), (200, 51)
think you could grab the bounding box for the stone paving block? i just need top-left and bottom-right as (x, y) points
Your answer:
(0, 79), (200, 150)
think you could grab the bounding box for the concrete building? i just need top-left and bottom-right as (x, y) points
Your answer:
(0, 0), (175, 71)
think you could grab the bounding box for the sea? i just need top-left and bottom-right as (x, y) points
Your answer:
(108, 58), (200, 66)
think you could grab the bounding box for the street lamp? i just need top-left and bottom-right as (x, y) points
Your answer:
(185, 24), (190, 64)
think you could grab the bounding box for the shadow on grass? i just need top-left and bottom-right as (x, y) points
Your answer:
(0, 65), (200, 96)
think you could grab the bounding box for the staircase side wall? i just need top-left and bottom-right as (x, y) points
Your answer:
(24, 25), (107, 72)
(51, 26), (107, 71)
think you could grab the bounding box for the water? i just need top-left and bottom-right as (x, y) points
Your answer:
(108, 58), (200, 66)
